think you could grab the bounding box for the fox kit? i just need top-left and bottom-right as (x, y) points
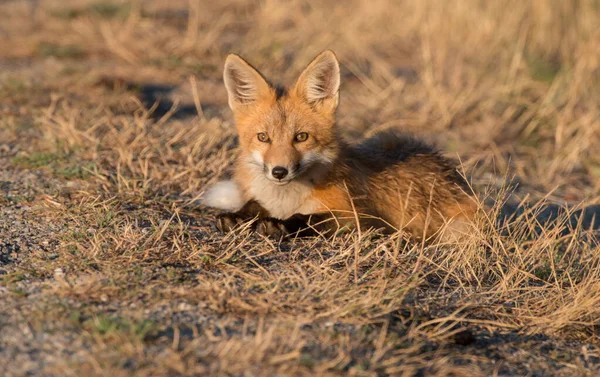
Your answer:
(203, 50), (477, 241)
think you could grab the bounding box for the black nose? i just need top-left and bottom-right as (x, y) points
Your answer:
(271, 166), (288, 180)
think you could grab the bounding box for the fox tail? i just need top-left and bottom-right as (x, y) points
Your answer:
(201, 180), (245, 211)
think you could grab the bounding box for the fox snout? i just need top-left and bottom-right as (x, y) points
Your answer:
(264, 162), (297, 184)
(271, 166), (289, 179)
(263, 154), (301, 184)
(248, 148), (300, 184)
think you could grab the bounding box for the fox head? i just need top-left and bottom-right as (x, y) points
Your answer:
(223, 50), (341, 185)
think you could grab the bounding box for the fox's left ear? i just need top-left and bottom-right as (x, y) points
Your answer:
(293, 50), (340, 114)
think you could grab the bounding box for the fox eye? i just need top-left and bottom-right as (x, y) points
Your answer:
(257, 132), (270, 143)
(294, 132), (309, 142)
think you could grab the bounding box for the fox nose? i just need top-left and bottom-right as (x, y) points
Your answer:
(271, 166), (288, 180)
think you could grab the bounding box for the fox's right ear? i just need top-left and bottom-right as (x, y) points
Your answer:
(223, 54), (272, 111)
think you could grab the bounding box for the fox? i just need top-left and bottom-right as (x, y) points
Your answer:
(202, 50), (477, 241)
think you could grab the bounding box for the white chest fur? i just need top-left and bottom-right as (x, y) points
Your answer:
(247, 176), (320, 219)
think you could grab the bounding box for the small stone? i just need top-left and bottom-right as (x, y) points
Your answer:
(453, 328), (476, 346)
(54, 268), (65, 280)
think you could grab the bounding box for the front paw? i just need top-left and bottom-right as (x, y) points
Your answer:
(215, 212), (246, 232)
(255, 217), (288, 238)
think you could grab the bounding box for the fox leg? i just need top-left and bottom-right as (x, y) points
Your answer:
(255, 214), (313, 238)
(215, 201), (329, 238)
(256, 213), (336, 238)
(215, 200), (305, 237)
(215, 200), (269, 232)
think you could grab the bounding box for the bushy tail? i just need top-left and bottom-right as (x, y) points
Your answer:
(201, 180), (244, 211)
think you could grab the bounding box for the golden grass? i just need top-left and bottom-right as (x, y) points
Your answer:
(0, 0), (599, 376)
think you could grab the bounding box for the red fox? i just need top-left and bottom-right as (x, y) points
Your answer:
(203, 50), (477, 241)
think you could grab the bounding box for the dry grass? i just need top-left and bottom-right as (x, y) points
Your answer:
(1, 0), (599, 376)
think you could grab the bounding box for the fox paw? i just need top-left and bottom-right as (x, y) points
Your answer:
(215, 212), (246, 232)
(255, 217), (288, 238)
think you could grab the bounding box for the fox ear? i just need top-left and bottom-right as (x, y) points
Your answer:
(294, 50), (340, 113)
(223, 54), (272, 111)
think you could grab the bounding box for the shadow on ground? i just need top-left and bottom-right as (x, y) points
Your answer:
(498, 202), (600, 239)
